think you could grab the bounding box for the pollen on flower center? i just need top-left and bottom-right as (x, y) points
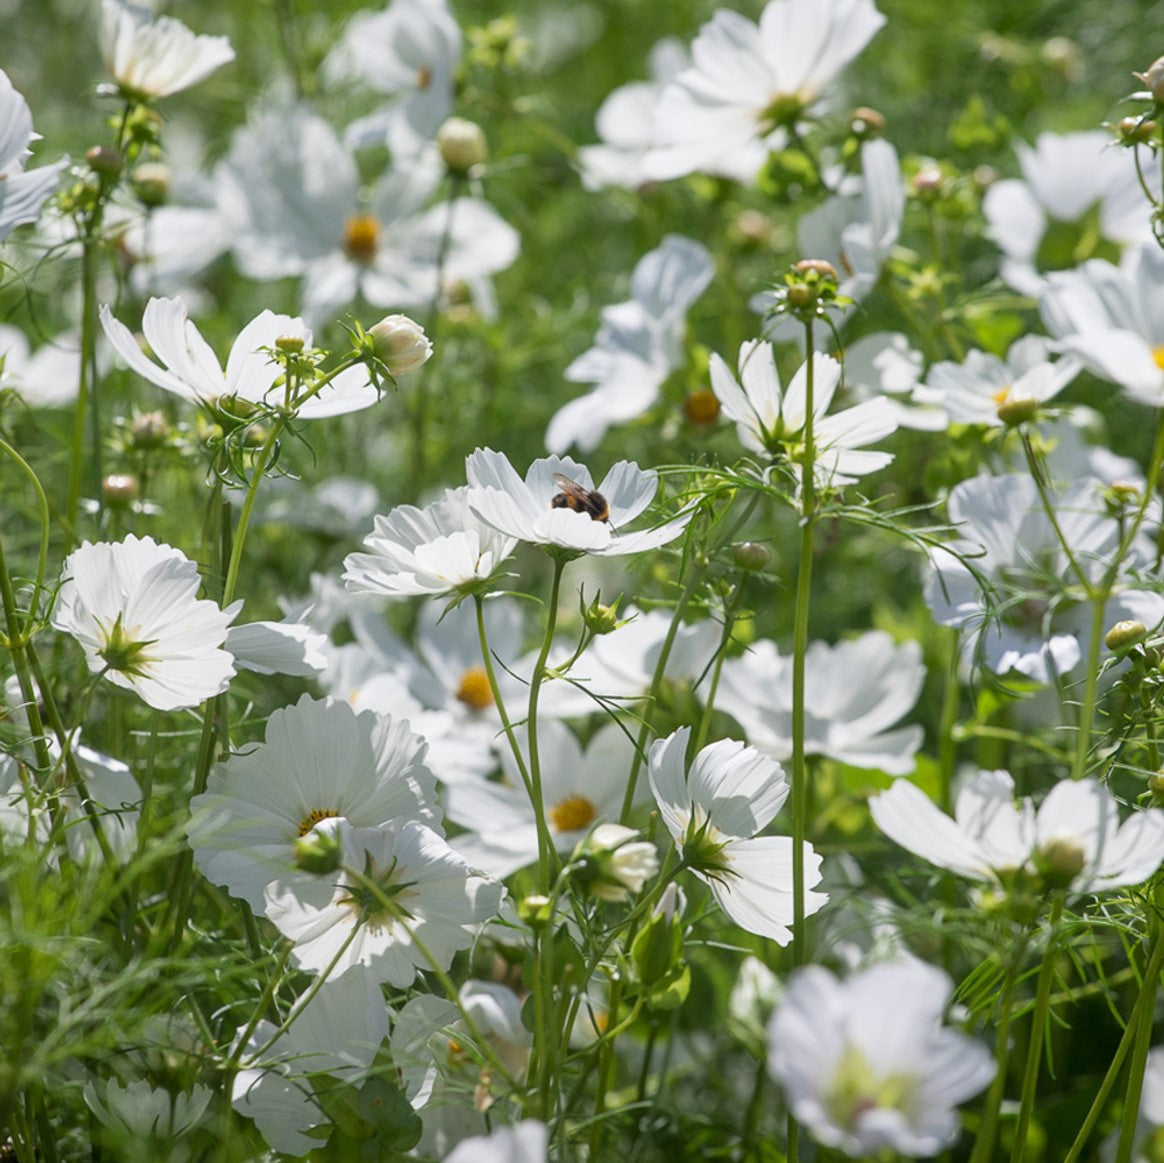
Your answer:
(992, 385), (1013, 405)
(456, 667), (495, 711)
(684, 389), (721, 425)
(344, 214), (381, 264)
(549, 793), (597, 833)
(1154, 345), (1164, 372)
(416, 64), (433, 90)
(297, 807), (340, 838)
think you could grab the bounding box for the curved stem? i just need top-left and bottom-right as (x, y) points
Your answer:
(474, 593), (531, 793)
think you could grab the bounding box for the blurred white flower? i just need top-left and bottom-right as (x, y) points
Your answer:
(325, 0), (461, 159)
(644, 0), (886, 183)
(648, 726), (826, 943)
(1040, 244), (1164, 406)
(466, 448), (693, 557)
(459, 980), (532, 1079)
(984, 130), (1156, 294)
(232, 968), (390, 1156)
(100, 296), (382, 417)
(546, 234), (714, 453)
(0, 325), (79, 407)
(344, 486), (517, 599)
(444, 1121), (548, 1163)
(263, 818), (503, 985)
(221, 106), (518, 324)
(710, 341), (897, 486)
(447, 720), (640, 877)
(100, 0), (234, 100)
(574, 822), (660, 902)
(0, 69), (67, 240)
(925, 473), (1164, 682)
(871, 770), (1164, 894)
(719, 631), (924, 775)
(842, 331), (946, 431)
(189, 693), (439, 910)
(768, 960), (994, 1157)
(913, 335), (1080, 426)
(85, 1077), (213, 1143)
(52, 535), (236, 711)
(578, 39), (688, 191)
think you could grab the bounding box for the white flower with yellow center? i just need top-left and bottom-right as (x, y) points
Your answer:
(768, 960), (995, 1157)
(648, 727), (826, 943)
(264, 818), (502, 985)
(52, 535), (236, 711)
(188, 694), (439, 910)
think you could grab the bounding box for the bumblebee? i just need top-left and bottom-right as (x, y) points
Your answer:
(550, 473), (611, 523)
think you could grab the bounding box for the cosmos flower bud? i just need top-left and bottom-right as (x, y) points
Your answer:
(274, 335), (304, 354)
(848, 106), (885, 139)
(292, 823), (343, 875)
(102, 473), (140, 509)
(572, 823), (659, 902)
(995, 395), (1040, 427)
(86, 145), (124, 178)
(1105, 619), (1148, 652)
(129, 162), (170, 207)
(910, 165), (945, 203)
(369, 315), (433, 376)
(436, 117), (489, 174)
(1033, 836), (1086, 891)
(732, 541), (772, 572)
(1117, 115), (1158, 145)
(130, 410), (169, 450)
(517, 894), (553, 928)
(581, 591), (622, 636)
(1137, 56), (1164, 104)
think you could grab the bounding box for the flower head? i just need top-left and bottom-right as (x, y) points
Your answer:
(52, 535), (236, 711)
(100, 0), (235, 100)
(465, 448), (693, 557)
(367, 313), (432, 376)
(0, 69), (67, 241)
(768, 960), (995, 1157)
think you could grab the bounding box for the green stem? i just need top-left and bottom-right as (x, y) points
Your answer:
(67, 234), (103, 542)
(1115, 913), (1163, 1163)
(1010, 897), (1064, 1163)
(221, 419), (285, 606)
(1070, 596), (1108, 781)
(474, 593), (532, 793)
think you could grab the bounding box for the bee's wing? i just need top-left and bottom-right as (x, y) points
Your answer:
(552, 472), (586, 497)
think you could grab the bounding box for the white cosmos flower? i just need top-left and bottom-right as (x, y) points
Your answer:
(984, 130), (1156, 294)
(343, 486), (517, 599)
(0, 325), (80, 407)
(644, 0), (886, 184)
(767, 960), (995, 1157)
(231, 968), (390, 1157)
(578, 39), (688, 191)
(1040, 244), (1164, 406)
(465, 448), (693, 557)
(444, 1121), (548, 1163)
(221, 106), (518, 324)
(52, 535), (236, 711)
(459, 980), (532, 1079)
(85, 1078), (213, 1144)
(189, 693), (439, 911)
(648, 727), (826, 943)
(100, 0), (235, 100)
(870, 770), (1164, 894)
(0, 70), (67, 241)
(325, 0), (461, 159)
(545, 235), (714, 453)
(447, 720), (640, 877)
(263, 818), (503, 985)
(842, 331), (946, 431)
(912, 335), (1081, 426)
(719, 631), (924, 775)
(100, 296), (381, 417)
(710, 341), (897, 486)
(225, 619), (327, 677)
(925, 473), (1164, 682)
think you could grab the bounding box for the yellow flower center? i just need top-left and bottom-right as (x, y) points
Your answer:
(1154, 345), (1164, 372)
(344, 214), (381, 264)
(684, 389), (721, 426)
(297, 807), (340, 837)
(416, 64), (433, 90)
(456, 667), (495, 711)
(548, 794), (597, 833)
(991, 384), (1012, 406)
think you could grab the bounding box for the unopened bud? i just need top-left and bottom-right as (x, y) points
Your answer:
(1033, 836), (1086, 890)
(274, 335), (304, 354)
(129, 162), (170, 207)
(517, 894), (553, 928)
(293, 825), (342, 875)
(368, 314), (433, 376)
(102, 473), (139, 509)
(581, 591), (621, 636)
(911, 166), (945, 203)
(1137, 56), (1164, 104)
(995, 395), (1040, 427)
(733, 209), (772, 247)
(1150, 771), (1164, 800)
(86, 145), (123, 179)
(732, 541), (772, 572)
(436, 117), (488, 174)
(130, 410), (169, 450)
(1118, 115), (1158, 145)
(1105, 620), (1148, 652)
(573, 824), (659, 902)
(848, 106), (885, 139)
